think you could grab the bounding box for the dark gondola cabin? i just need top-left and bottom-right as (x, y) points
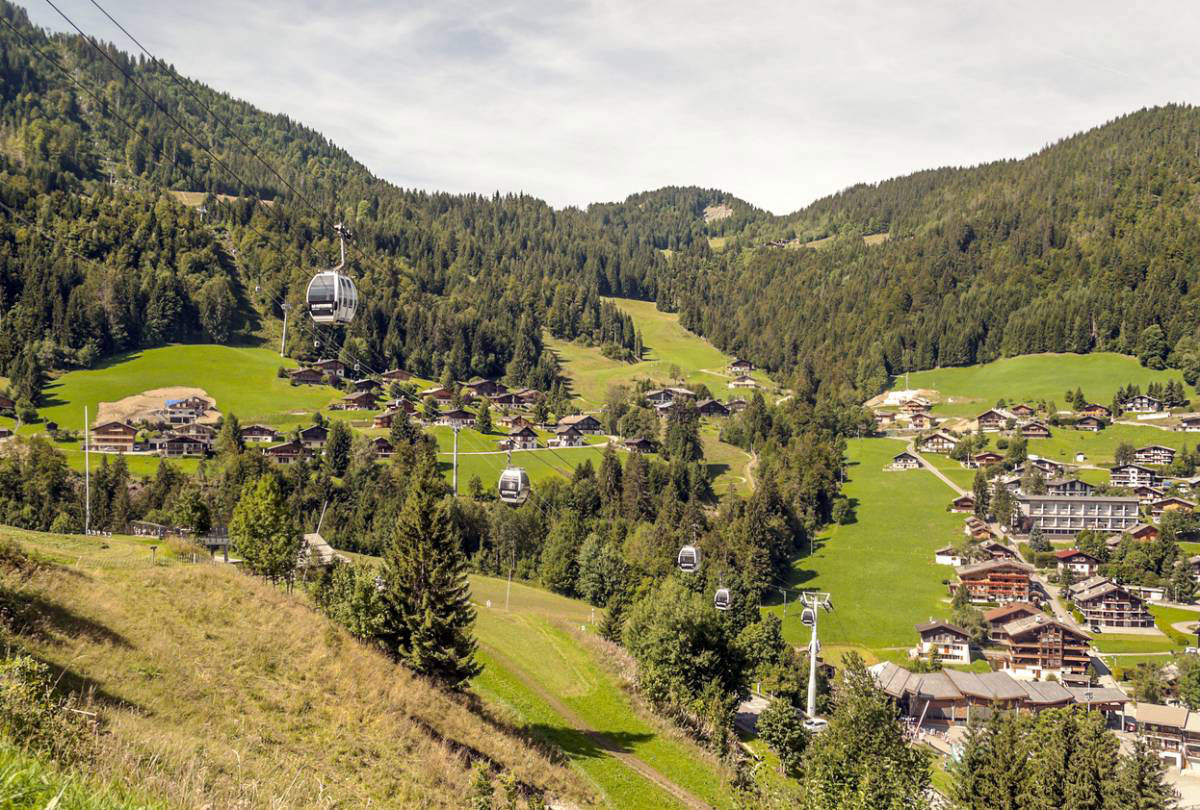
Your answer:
(498, 466), (530, 505)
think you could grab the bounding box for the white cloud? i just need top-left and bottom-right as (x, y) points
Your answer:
(24, 0), (1200, 213)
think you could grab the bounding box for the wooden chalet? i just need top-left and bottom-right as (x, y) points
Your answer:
(728, 374), (757, 389)
(998, 615), (1090, 682)
(352, 378), (382, 393)
(645, 389), (674, 405)
(874, 411), (897, 429)
(1132, 484), (1166, 504)
(465, 379), (507, 398)
(1079, 403), (1111, 420)
(437, 409), (475, 429)
(263, 440), (308, 463)
(1054, 549), (1100, 578)
(0, 394), (14, 412)
(386, 398), (417, 414)
(380, 368), (412, 382)
(696, 399), (730, 418)
(727, 399), (748, 413)
(1111, 463), (1160, 489)
(558, 414), (603, 434)
(1010, 403), (1036, 420)
(963, 516), (994, 541)
(918, 431), (957, 454)
(1123, 394), (1163, 413)
(372, 409), (401, 429)
(909, 412), (936, 430)
(1068, 576), (1153, 630)
(512, 388), (543, 405)
(976, 408), (1013, 432)
(289, 367), (325, 386)
(371, 437), (394, 458)
(1150, 496), (1196, 520)
(298, 424), (329, 449)
(954, 559), (1034, 604)
(624, 437), (655, 453)
(242, 424), (279, 443)
(1134, 445), (1176, 466)
(1180, 414), (1200, 433)
(1020, 421), (1051, 439)
(949, 494), (976, 513)
(311, 359), (347, 378)
(421, 387), (455, 406)
(889, 451), (921, 470)
(90, 421), (138, 452)
(1074, 415), (1105, 432)
(1045, 477), (1094, 496)
(176, 422), (216, 441)
(341, 390), (380, 411)
(551, 424), (584, 448)
(156, 433), (210, 457)
(935, 545), (964, 566)
(499, 413), (534, 430)
(984, 603), (1041, 642)
(164, 396), (213, 425)
(900, 398), (931, 415)
(508, 426), (539, 450)
(972, 450), (1004, 467)
(1029, 457), (1064, 477)
(914, 621), (971, 664)
(1131, 703), (1200, 771)
(491, 392), (524, 407)
(979, 540), (1018, 561)
(728, 358), (754, 374)
(1129, 522), (1161, 542)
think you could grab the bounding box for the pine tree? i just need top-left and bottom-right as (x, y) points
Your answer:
(476, 399), (493, 434)
(230, 475), (300, 584)
(216, 412), (244, 456)
(1170, 561), (1196, 604)
(597, 444), (623, 507)
(389, 407), (420, 446)
(973, 468), (991, 518)
(378, 457), (481, 689)
(325, 420), (353, 476)
(1111, 737), (1178, 810)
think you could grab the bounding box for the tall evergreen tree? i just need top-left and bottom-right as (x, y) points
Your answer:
(230, 475), (300, 583)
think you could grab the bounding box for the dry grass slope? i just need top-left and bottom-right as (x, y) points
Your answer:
(0, 529), (591, 809)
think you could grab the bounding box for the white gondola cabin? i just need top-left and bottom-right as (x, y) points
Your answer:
(714, 588), (731, 611)
(306, 224), (358, 325)
(498, 466), (530, 505)
(677, 544), (700, 573)
(800, 607), (816, 627)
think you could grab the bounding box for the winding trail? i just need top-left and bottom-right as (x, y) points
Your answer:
(478, 640), (711, 810)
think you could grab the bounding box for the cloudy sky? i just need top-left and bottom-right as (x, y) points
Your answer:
(25, 1), (1200, 213)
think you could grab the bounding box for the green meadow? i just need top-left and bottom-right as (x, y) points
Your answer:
(903, 352), (1186, 418)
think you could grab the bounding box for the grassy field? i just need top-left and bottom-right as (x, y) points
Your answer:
(902, 353), (1186, 419)
(702, 426), (752, 497)
(547, 297), (773, 407)
(0, 741), (166, 810)
(764, 438), (963, 652)
(1026, 422), (1198, 467)
(0, 527), (589, 809)
(920, 452), (976, 490)
(442, 446), (615, 492)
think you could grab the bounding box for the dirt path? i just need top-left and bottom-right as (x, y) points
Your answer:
(479, 641), (712, 810)
(745, 451), (758, 493)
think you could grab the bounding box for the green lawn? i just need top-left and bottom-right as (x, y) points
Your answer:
(764, 438), (963, 651)
(1027, 422), (1197, 467)
(1090, 634), (1182, 654)
(920, 452), (976, 490)
(903, 353), (1186, 419)
(702, 426), (752, 497)
(442, 446), (615, 492)
(468, 576), (734, 809)
(547, 297), (774, 407)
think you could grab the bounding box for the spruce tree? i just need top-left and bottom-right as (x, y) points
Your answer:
(216, 412), (244, 456)
(230, 475), (300, 584)
(973, 468), (991, 518)
(325, 420), (353, 476)
(378, 457), (481, 689)
(598, 444), (623, 507)
(1111, 737), (1178, 810)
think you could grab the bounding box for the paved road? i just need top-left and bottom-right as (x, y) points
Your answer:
(910, 445), (968, 496)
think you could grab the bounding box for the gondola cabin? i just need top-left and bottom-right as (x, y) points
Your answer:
(677, 544), (700, 573)
(498, 466), (530, 505)
(714, 588), (731, 611)
(306, 271), (358, 325)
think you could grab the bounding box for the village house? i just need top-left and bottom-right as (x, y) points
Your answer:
(289, 367), (325, 386)
(311, 359), (347, 378)
(696, 399), (731, 418)
(512, 388), (544, 405)
(728, 358), (754, 374)
(1010, 403), (1037, 420)
(437, 409), (475, 429)
(1045, 477), (1095, 497)
(298, 424), (329, 450)
(645, 389), (674, 405)
(1114, 522), (1161, 543)
(1132, 703), (1200, 771)
(491, 392), (524, 407)
(465, 379), (507, 398)
(728, 374), (757, 389)
(963, 516), (994, 541)
(164, 396), (213, 425)
(984, 603), (1042, 642)
(1132, 484), (1166, 504)
(0, 394), (13, 413)
(914, 621), (972, 665)
(263, 440), (308, 463)
(386, 398), (417, 414)
(934, 545), (964, 566)
(1029, 457), (1065, 477)
(954, 559), (1034, 604)
(918, 431), (958, 454)
(727, 399), (747, 413)
(1020, 421), (1052, 439)
(156, 433), (209, 457)
(972, 451), (1004, 467)
(1016, 494), (1140, 536)
(380, 368), (412, 382)
(1134, 445), (1177, 466)
(241, 424), (279, 443)
(1054, 549), (1100, 578)
(889, 451), (921, 470)
(421, 387), (455, 406)
(1068, 576), (1154, 629)
(976, 408), (1014, 432)
(176, 423), (217, 442)
(558, 414), (603, 434)
(1180, 414), (1200, 433)
(874, 411), (897, 430)
(1124, 394), (1163, 414)
(549, 425), (584, 448)
(499, 414), (534, 430)
(90, 421), (138, 452)
(1074, 415), (1106, 432)
(1150, 496), (1196, 520)
(341, 390), (380, 411)
(908, 412), (936, 430)
(371, 437), (394, 458)
(998, 615), (1091, 682)
(980, 540), (1020, 561)
(624, 437), (655, 453)
(900, 398), (931, 415)
(372, 409), (400, 429)
(949, 494), (976, 513)
(352, 378), (381, 394)
(1080, 403), (1112, 420)
(1111, 463), (1160, 489)
(508, 426), (539, 451)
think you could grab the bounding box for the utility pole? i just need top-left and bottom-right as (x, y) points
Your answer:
(280, 303), (289, 357)
(84, 406), (90, 535)
(799, 591), (833, 724)
(452, 426), (460, 494)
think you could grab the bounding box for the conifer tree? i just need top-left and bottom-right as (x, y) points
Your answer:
(230, 475), (300, 584)
(216, 412), (244, 456)
(476, 399), (493, 433)
(598, 445), (623, 507)
(972, 468), (991, 518)
(1111, 737), (1178, 810)
(378, 457), (480, 689)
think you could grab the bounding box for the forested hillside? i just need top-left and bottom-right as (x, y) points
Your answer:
(666, 104), (1200, 394)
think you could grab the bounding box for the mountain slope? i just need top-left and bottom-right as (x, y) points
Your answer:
(0, 527), (590, 808)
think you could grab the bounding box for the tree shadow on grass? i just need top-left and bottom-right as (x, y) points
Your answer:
(523, 723), (654, 760)
(0, 586), (132, 650)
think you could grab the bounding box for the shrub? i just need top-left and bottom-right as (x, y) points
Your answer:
(0, 654), (92, 764)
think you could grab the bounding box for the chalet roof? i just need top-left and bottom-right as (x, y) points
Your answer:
(869, 662), (916, 698)
(440, 408), (474, 419)
(1076, 415), (1105, 425)
(92, 420), (137, 432)
(730, 374), (756, 383)
(1130, 522), (1158, 535)
(920, 430), (958, 444)
(509, 426), (538, 438)
(914, 620), (969, 638)
(1069, 575), (1110, 593)
(342, 390), (378, 402)
(554, 424), (582, 435)
(1138, 444), (1174, 452)
(973, 451), (1003, 460)
(956, 559), (1033, 577)
(1070, 581), (1125, 604)
(1066, 686), (1128, 705)
(907, 672), (963, 701)
(264, 440), (305, 453)
(935, 545), (959, 555)
(1181, 413), (1200, 424)
(242, 424), (278, 434)
(559, 414), (600, 426)
(1046, 477), (1093, 488)
(1113, 463), (1155, 473)
(943, 670), (1029, 701)
(371, 436), (393, 448)
(977, 408), (1014, 420)
(1018, 494), (1139, 504)
(1003, 614), (1089, 641)
(298, 424), (328, 438)
(1054, 548), (1098, 561)
(1136, 702), (1189, 729)
(1152, 497), (1196, 508)
(983, 602), (1040, 623)
(696, 398), (729, 411)
(952, 494), (975, 504)
(1082, 403), (1111, 413)
(1016, 680), (1075, 705)
(311, 358), (345, 368)
(893, 451), (918, 461)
